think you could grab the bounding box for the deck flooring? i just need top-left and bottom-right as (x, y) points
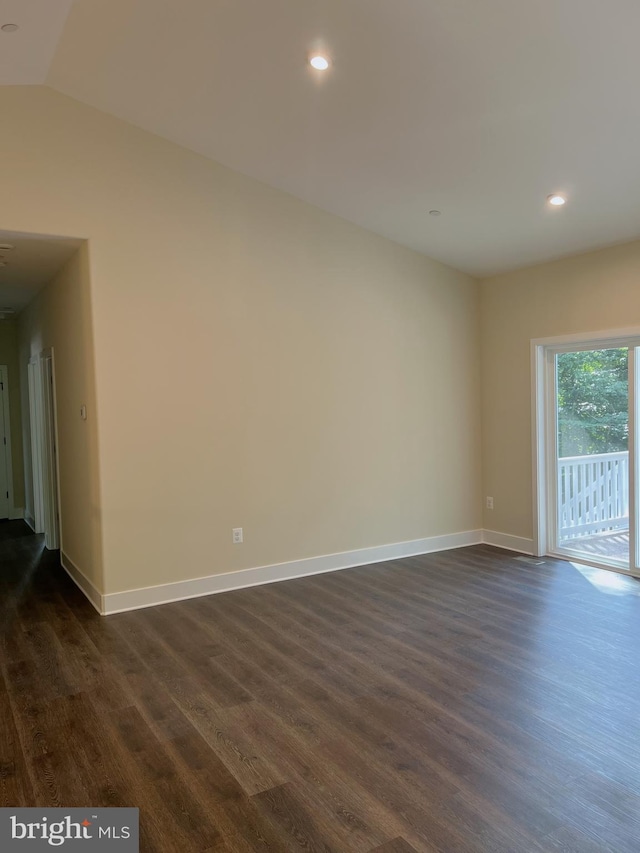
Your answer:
(560, 529), (629, 561)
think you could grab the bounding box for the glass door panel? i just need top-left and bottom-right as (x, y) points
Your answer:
(555, 348), (629, 568)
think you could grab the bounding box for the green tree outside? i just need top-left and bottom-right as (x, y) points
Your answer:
(557, 348), (628, 457)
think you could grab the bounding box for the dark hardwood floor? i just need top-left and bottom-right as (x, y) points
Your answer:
(2, 519), (640, 851)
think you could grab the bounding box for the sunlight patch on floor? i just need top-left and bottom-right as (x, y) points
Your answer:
(570, 561), (640, 596)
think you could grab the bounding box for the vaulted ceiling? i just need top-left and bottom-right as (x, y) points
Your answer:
(3, 0), (640, 276)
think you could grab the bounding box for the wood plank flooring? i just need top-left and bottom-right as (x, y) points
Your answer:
(2, 519), (640, 851)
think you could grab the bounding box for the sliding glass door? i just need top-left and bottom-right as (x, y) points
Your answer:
(533, 332), (640, 576)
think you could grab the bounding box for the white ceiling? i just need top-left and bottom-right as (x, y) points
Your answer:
(0, 231), (84, 315)
(0, 0), (73, 84)
(6, 0), (640, 276)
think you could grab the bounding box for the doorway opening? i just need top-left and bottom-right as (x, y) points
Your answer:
(0, 364), (15, 519)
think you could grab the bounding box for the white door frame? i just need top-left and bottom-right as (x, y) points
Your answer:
(0, 364), (16, 519)
(27, 350), (61, 549)
(40, 350), (60, 550)
(28, 358), (45, 533)
(531, 327), (640, 576)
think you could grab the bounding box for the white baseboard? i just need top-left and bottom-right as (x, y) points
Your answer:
(9, 506), (24, 521)
(60, 552), (103, 615)
(59, 528), (539, 617)
(482, 529), (534, 555)
(23, 513), (35, 532)
(102, 529), (484, 615)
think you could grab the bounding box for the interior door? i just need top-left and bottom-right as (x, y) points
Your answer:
(28, 359), (45, 533)
(0, 367), (10, 519)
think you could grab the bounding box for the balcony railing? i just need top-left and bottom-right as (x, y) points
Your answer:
(558, 451), (629, 540)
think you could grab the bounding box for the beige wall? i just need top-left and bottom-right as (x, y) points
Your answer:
(0, 319), (25, 509)
(1, 85), (481, 596)
(481, 239), (640, 540)
(18, 243), (103, 589)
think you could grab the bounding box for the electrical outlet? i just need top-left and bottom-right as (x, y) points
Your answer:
(486, 497), (494, 510)
(232, 527), (243, 544)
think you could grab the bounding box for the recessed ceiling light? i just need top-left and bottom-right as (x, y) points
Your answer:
(1, 23), (19, 33)
(548, 194), (566, 206)
(309, 55), (330, 71)
(0, 243), (15, 250)
(429, 210), (442, 217)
